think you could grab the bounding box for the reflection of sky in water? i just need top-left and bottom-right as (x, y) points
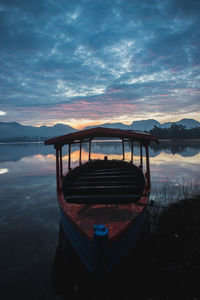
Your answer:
(0, 143), (200, 228)
(0, 142), (199, 183)
(0, 148), (60, 299)
(0, 142), (199, 210)
(151, 152), (200, 183)
(0, 168), (8, 174)
(0, 141), (199, 298)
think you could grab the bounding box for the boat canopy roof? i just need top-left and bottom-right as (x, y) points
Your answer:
(45, 127), (158, 147)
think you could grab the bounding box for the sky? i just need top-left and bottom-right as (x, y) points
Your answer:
(0, 0), (200, 129)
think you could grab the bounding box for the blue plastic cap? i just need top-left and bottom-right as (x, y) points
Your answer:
(94, 224), (109, 236)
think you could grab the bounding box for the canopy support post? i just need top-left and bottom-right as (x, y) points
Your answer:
(79, 141), (82, 166)
(59, 146), (63, 179)
(130, 140), (133, 163)
(68, 143), (71, 171)
(89, 139), (92, 161)
(122, 139), (125, 160)
(55, 147), (60, 195)
(145, 144), (150, 190)
(140, 144), (143, 170)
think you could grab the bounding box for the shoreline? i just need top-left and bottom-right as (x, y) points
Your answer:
(0, 138), (200, 144)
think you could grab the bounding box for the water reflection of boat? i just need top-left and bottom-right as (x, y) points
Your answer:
(45, 127), (158, 276)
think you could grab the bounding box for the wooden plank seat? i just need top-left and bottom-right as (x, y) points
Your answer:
(65, 185), (143, 196)
(84, 167), (131, 172)
(82, 170), (135, 176)
(65, 194), (142, 204)
(63, 159), (145, 204)
(73, 175), (139, 182)
(70, 180), (137, 186)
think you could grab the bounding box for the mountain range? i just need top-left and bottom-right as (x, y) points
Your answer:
(0, 122), (76, 140)
(0, 118), (200, 141)
(85, 119), (200, 131)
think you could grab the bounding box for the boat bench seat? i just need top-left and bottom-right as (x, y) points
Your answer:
(66, 185), (143, 195)
(65, 194), (142, 204)
(62, 160), (145, 204)
(64, 180), (144, 204)
(75, 174), (139, 182)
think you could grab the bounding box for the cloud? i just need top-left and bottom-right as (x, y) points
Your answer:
(0, 110), (6, 115)
(0, 0), (199, 125)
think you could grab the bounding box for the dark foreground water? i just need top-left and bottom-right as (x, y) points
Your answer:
(0, 140), (200, 299)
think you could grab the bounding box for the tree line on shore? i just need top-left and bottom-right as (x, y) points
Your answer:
(149, 123), (200, 139)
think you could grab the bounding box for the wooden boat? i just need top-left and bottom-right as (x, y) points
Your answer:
(45, 127), (158, 276)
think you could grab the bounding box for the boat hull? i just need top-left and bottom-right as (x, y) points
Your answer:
(44, 128), (157, 277)
(59, 205), (147, 276)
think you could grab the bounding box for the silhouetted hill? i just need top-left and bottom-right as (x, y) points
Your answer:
(175, 118), (200, 128)
(0, 118), (200, 142)
(84, 118), (200, 131)
(131, 119), (160, 131)
(0, 122), (76, 141)
(85, 122), (130, 130)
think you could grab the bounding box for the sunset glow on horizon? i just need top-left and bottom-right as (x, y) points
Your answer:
(17, 111), (200, 130)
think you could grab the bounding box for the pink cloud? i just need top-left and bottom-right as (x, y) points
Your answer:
(155, 94), (170, 97)
(107, 87), (123, 94)
(15, 98), (141, 123)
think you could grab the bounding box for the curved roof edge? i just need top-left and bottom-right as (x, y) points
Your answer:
(44, 126), (159, 146)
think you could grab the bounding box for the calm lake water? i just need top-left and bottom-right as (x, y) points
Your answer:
(0, 140), (200, 299)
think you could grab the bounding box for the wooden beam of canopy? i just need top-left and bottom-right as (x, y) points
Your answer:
(45, 127), (159, 146)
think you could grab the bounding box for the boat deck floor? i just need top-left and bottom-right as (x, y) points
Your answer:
(59, 193), (147, 241)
